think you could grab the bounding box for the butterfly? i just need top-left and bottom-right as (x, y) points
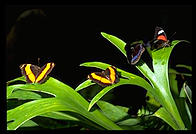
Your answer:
(125, 42), (145, 65)
(87, 66), (119, 87)
(19, 62), (55, 84)
(150, 26), (170, 50)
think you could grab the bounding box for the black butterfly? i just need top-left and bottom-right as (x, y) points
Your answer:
(125, 42), (145, 65)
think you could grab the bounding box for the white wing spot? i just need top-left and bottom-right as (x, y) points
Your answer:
(158, 29), (164, 35)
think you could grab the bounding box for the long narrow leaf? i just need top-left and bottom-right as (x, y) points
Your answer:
(75, 79), (95, 92)
(7, 77), (122, 130)
(8, 90), (42, 100)
(100, 31), (189, 129)
(153, 107), (180, 130)
(40, 111), (80, 121)
(175, 98), (192, 129)
(182, 83), (192, 104)
(80, 62), (153, 90)
(169, 68), (179, 96)
(88, 79), (130, 111)
(7, 98), (76, 130)
(150, 40), (187, 129)
(88, 77), (153, 111)
(101, 32), (126, 56)
(97, 100), (128, 122)
(176, 64), (192, 72)
(80, 61), (154, 110)
(20, 120), (38, 128)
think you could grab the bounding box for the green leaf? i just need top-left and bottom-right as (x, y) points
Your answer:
(100, 31), (188, 130)
(145, 91), (161, 112)
(153, 107), (180, 130)
(80, 62), (153, 91)
(118, 125), (144, 130)
(182, 83), (192, 104)
(6, 76), (26, 85)
(40, 111), (80, 121)
(168, 68), (179, 96)
(88, 78), (131, 111)
(169, 67), (192, 77)
(80, 61), (154, 111)
(101, 32), (126, 56)
(147, 40), (189, 95)
(28, 116), (78, 129)
(185, 101), (192, 125)
(75, 79), (95, 92)
(7, 84), (28, 98)
(115, 105), (129, 113)
(116, 118), (144, 130)
(144, 40), (187, 129)
(87, 78), (153, 111)
(116, 118), (141, 126)
(80, 61), (135, 79)
(7, 98), (74, 130)
(137, 106), (153, 116)
(176, 64), (192, 72)
(20, 120), (38, 127)
(179, 86), (186, 98)
(8, 90), (42, 100)
(175, 98), (191, 129)
(96, 100), (128, 122)
(100, 31), (154, 87)
(7, 77), (122, 130)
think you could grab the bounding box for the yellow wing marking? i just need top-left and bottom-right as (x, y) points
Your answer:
(25, 64), (36, 83)
(35, 63), (52, 83)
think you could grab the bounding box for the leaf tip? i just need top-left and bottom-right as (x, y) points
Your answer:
(101, 32), (108, 38)
(75, 88), (79, 92)
(87, 106), (92, 111)
(79, 64), (83, 66)
(79, 63), (86, 67)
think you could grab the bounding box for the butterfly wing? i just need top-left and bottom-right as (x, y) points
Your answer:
(88, 71), (112, 87)
(131, 44), (145, 65)
(104, 66), (119, 84)
(35, 62), (55, 84)
(151, 27), (169, 50)
(125, 43), (145, 65)
(154, 26), (168, 41)
(20, 64), (41, 83)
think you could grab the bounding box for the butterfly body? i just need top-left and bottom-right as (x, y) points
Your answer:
(88, 66), (119, 87)
(20, 62), (55, 84)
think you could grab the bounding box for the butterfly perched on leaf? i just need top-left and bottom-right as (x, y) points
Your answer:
(88, 66), (120, 87)
(125, 42), (145, 65)
(20, 62), (55, 84)
(150, 27), (172, 50)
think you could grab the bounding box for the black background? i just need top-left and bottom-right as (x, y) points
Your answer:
(6, 4), (192, 112)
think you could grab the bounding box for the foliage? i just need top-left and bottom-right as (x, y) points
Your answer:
(6, 32), (191, 130)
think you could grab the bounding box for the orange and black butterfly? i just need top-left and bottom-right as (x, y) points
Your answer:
(19, 62), (55, 84)
(87, 66), (119, 87)
(150, 27), (170, 50)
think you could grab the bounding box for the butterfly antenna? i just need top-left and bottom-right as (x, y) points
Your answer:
(169, 31), (176, 40)
(37, 57), (40, 66)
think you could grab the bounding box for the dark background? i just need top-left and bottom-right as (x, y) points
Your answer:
(6, 4), (192, 112)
